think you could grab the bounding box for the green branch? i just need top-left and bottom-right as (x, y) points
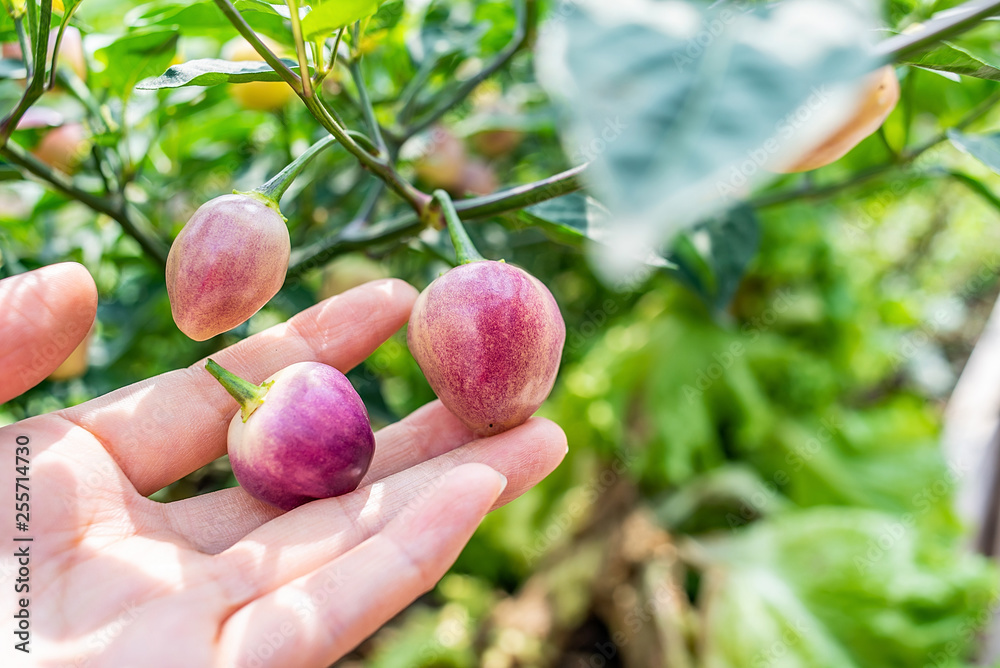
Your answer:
(0, 0), (52, 145)
(402, 0), (536, 140)
(0, 141), (169, 265)
(213, 0), (302, 94)
(877, 0), (1000, 62)
(214, 0), (429, 214)
(350, 57), (387, 156)
(286, 163), (588, 277)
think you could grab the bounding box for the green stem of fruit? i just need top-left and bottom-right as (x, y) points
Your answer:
(205, 359), (274, 423)
(250, 134), (339, 209)
(433, 189), (485, 264)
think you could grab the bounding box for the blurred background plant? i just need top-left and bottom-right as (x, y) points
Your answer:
(3, 0), (1000, 666)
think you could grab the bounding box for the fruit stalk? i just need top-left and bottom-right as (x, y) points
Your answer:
(250, 134), (339, 209)
(205, 358), (273, 422)
(432, 189), (485, 264)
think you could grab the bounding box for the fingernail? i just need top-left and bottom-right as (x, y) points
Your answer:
(495, 471), (508, 494)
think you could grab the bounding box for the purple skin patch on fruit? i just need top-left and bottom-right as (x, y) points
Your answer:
(407, 261), (566, 436)
(166, 194), (290, 341)
(227, 362), (376, 511)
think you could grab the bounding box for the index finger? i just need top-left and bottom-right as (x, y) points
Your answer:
(58, 279), (418, 496)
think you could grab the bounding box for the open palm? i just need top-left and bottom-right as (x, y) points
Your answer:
(0, 264), (567, 668)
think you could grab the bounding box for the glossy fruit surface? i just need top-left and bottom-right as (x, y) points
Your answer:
(408, 261), (565, 436)
(166, 194), (289, 341)
(776, 66), (900, 173)
(219, 361), (376, 510)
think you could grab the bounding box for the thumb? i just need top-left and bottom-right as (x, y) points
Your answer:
(0, 262), (97, 405)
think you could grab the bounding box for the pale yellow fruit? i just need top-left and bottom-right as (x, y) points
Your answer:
(319, 254), (389, 300)
(48, 333), (89, 381)
(223, 38), (294, 112)
(775, 66), (900, 173)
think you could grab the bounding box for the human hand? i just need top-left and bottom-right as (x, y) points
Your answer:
(0, 264), (567, 667)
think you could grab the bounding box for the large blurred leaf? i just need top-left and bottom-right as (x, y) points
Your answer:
(700, 508), (998, 667)
(94, 29), (179, 97)
(536, 0), (880, 272)
(137, 58), (305, 89)
(301, 0), (381, 39)
(949, 129), (1000, 172)
(519, 193), (675, 269)
(901, 41), (1000, 81)
(667, 205), (760, 311)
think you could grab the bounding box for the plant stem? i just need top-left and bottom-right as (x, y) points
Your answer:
(876, 0), (1000, 61)
(350, 57), (387, 155)
(403, 0), (535, 140)
(251, 134), (338, 206)
(313, 26), (345, 87)
(14, 16), (32, 80)
(48, 2), (81, 91)
(0, 140), (169, 265)
(286, 163), (588, 276)
(205, 359), (273, 422)
(214, 0), (429, 214)
(213, 0), (302, 94)
(0, 0), (51, 145)
(455, 163), (588, 218)
(286, 0), (313, 98)
(432, 189), (486, 263)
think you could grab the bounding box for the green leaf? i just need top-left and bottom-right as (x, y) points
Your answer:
(301, 0), (381, 40)
(901, 41), (1000, 81)
(132, 1), (292, 43)
(667, 205), (760, 311)
(518, 193), (676, 269)
(537, 0), (879, 263)
(700, 508), (998, 667)
(136, 57), (304, 90)
(94, 29), (179, 97)
(948, 129), (1000, 173)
